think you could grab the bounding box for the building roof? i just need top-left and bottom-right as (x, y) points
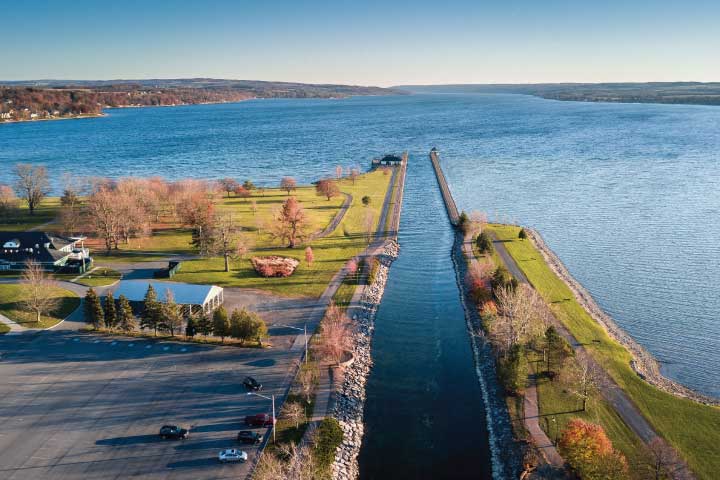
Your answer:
(112, 280), (223, 306)
(0, 232), (76, 264)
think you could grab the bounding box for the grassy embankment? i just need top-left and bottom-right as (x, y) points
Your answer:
(0, 284), (80, 329)
(483, 224), (720, 480)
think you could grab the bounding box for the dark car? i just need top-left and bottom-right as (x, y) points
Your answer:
(237, 430), (262, 444)
(159, 425), (189, 439)
(244, 414), (275, 427)
(243, 377), (262, 391)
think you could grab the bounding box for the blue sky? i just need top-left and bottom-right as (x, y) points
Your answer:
(2, 0), (718, 85)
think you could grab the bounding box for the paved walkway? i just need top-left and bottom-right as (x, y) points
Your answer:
(310, 192), (353, 240)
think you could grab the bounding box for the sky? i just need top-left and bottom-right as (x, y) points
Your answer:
(1, 0), (718, 86)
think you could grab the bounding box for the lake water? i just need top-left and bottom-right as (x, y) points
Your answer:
(1, 94), (718, 401)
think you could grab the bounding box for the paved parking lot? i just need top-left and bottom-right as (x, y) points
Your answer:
(0, 330), (303, 480)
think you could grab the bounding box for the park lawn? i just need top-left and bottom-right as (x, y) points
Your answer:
(484, 223), (720, 480)
(0, 284), (80, 329)
(76, 267), (122, 287)
(0, 197), (61, 231)
(173, 170), (392, 297)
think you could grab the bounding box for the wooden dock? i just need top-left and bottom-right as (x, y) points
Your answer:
(429, 148), (460, 226)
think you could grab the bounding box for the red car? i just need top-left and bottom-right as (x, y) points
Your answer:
(244, 413), (275, 427)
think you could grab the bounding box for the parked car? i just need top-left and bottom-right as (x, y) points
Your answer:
(243, 377), (262, 391)
(159, 425), (189, 439)
(237, 430), (262, 444)
(244, 413), (275, 427)
(218, 449), (248, 463)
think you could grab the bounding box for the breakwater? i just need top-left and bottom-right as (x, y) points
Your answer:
(429, 149), (460, 225)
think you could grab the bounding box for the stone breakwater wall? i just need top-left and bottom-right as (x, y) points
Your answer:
(527, 228), (718, 406)
(331, 239), (399, 480)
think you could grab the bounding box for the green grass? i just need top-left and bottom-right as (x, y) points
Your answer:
(484, 223), (720, 480)
(172, 170), (392, 297)
(0, 323), (10, 334)
(0, 197), (61, 231)
(0, 284), (80, 329)
(75, 267), (122, 287)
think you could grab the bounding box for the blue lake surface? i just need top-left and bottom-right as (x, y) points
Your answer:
(1, 94), (718, 404)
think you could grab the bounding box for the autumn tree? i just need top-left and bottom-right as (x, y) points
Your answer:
(644, 437), (689, 480)
(218, 178), (239, 197)
(270, 196), (307, 248)
(304, 246), (314, 268)
(558, 419), (629, 480)
(21, 261), (60, 325)
(84, 287), (104, 328)
(104, 291), (117, 329)
(318, 301), (352, 364)
(280, 176), (297, 195)
(283, 401), (305, 429)
(212, 306), (230, 342)
(315, 179), (340, 200)
(349, 167), (360, 184)
(86, 186), (119, 252)
(14, 163), (49, 215)
(0, 184), (18, 218)
(234, 185), (251, 200)
(117, 295), (137, 332)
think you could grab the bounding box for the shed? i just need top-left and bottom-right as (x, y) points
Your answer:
(112, 280), (224, 316)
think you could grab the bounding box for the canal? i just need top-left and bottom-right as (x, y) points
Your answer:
(358, 154), (493, 479)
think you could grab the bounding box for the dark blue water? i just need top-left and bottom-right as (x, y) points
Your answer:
(2, 94), (719, 399)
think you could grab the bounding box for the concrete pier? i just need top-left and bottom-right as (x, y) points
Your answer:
(429, 148), (460, 225)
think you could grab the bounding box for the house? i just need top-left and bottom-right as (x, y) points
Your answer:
(112, 280), (224, 316)
(371, 154), (405, 168)
(0, 232), (91, 272)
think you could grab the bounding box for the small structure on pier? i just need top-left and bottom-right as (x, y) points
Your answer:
(371, 154), (405, 168)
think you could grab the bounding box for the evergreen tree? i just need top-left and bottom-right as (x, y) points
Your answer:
(117, 295), (137, 332)
(518, 228), (527, 240)
(104, 291), (117, 330)
(141, 284), (161, 336)
(160, 290), (183, 337)
(476, 232), (494, 254)
(196, 310), (213, 336)
(185, 315), (197, 338)
(84, 288), (104, 329)
(212, 306), (230, 343)
(251, 315), (268, 347)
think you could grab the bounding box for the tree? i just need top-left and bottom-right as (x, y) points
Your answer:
(161, 289), (184, 336)
(314, 418), (344, 469)
(229, 309), (249, 343)
(558, 419), (629, 480)
(315, 179), (340, 200)
(566, 356), (602, 411)
(491, 284), (550, 355)
(235, 233), (254, 262)
(250, 199), (258, 216)
(86, 186), (119, 252)
(305, 246), (314, 268)
(497, 343), (528, 395)
(298, 361), (319, 406)
(21, 261), (60, 325)
(519, 228), (528, 240)
(234, 185), (251, 200)
(457, 211), (469, 232)
(0, 184), (18, 218)
(196, 311), (213, 336)
(335, 165), (343, 180)
(544, 326), (573, 379)
(243, 179), (255, 191)
(212, 307), (230, 342)
(84, 287), (104, 328)
(363, 210), (375, 244)
(318, 301), (352, 364)
(361, 195), (371, 207)
(185, 314), (197, 338)
(282, 401), (305, 429)
(210, 214), (238, 272)
(141, 285), (161, 335)
(218, 178), (239, 197)
(491, 265), (517, 292)
(349, 167), (360, 185)
(280, 176), (297, 195)
(270, 197), (307, 248)
(644, 437), (689, 480)
(117, 295), (137, 332)
(104, 291), (117, 330)
(476, 232), (494, 254)
(14, 164), (49, 215)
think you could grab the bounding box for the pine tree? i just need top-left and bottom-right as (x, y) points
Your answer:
(212, 306), (230, 343)
(104, 291), (117, 330)
(141, 284), (161, 335)
(518, 228), (527, 240)
(161, 290), (183, 337)
(196, 311), (213, 337)
(117, 295), (137, 332)
(185, 315), (197, 338)
(84, 288), (104, 329)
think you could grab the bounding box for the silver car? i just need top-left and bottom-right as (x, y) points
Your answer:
(218, 449), (248, 463)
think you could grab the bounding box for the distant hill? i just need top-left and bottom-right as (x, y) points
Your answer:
(0, 78), (402, 122)
(395, 82), (720, 106)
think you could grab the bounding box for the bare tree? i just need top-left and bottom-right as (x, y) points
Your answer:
(21, 261), (60, 324)
(304, 246), (314, 268)
(318, 301), (352, 364)
(86, 186), (119, 252)
(0, 184), (18, 218)
(250, 199), (258, 216)
(211, 213), (239, 272)
(492, 284), (550, 355)
(297, 361), (319, 406)
(335, 165), (343, 180)
(282, 401), (305, 429)
(565, 355), (603, 411)
(315, 179), (340, 200)
(235, 233), (254, 262)
(218, 178), (239, 197)
(280, 176), (297, 195)
(644, 437), (690, 480)
(269, 197), (308, 248)
(349, 167), (360, 185)
(14, 164), (50, 215)
(363, 210), (375, 244)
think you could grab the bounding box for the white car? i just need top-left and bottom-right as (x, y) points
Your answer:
(218, 449), (248, 463)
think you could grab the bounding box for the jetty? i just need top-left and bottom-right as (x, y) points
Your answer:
(377, 151), (408, 239)
(429, 147), (460, 225)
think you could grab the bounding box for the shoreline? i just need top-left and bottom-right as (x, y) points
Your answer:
(0, 113), (105, 124)
(526, 227), (719, 406)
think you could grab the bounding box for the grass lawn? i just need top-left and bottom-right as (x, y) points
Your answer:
(0, 284), (80, 329)
(172, 170), (392, 297)
(0, 197), (61, 231)
(0, 323), (10, 334)
(484, 224), (720, 480)
(76, 267), (122, 287)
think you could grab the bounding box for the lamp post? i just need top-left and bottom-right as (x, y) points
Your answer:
(274, 323), (308, 364)
(247, 392), (276, 443)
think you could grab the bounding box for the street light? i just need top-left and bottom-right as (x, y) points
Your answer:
(247, 392), (276, 443)
(273, 323), (308, 364)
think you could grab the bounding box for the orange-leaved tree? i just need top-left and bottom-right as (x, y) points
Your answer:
(558, 418), (629, 480)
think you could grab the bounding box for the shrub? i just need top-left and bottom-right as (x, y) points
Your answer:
(367, 257), (381, 285)
(314, 417), (343, 468)
(518, 228), (527, 239)
(252, 256), (300, 277)
(476, 232), (494, 254)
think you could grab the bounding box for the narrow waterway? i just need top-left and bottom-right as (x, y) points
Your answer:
(358, 155), (493, 479)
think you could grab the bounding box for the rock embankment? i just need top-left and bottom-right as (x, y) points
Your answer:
(331, 239), (399, 480)
(527, 228), (718, 406)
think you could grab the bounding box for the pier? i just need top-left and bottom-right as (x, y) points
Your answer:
(376, 151), (408, 239)
(429, 148), (460, 225)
